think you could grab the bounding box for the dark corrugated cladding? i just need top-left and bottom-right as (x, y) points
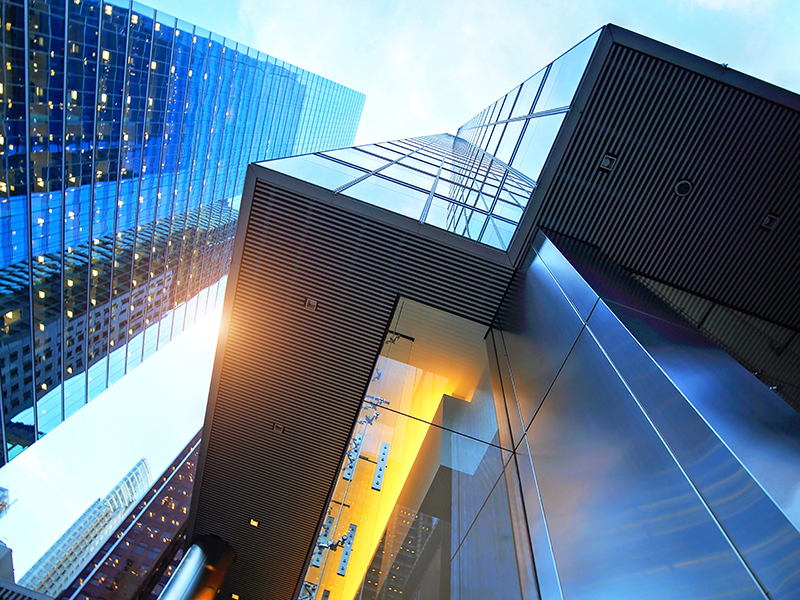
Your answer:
(191, 174), (514, 600)
(538, 43), (800, 331)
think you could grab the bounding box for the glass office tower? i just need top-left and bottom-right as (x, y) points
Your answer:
(266, 30), (599, 252)
(0, 0), (365, 464)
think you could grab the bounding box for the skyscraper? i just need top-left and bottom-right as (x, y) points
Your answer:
(58, 433), (201, 600)
(0, 0), (365, 464)
(185, 24), (800, 600)
(18, 457), (150, 596)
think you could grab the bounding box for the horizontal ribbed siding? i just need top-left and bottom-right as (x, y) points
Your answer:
(192, 177), (514, 600)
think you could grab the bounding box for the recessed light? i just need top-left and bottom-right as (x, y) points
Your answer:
(675, 179), (693, 197)
(249, 519), (259, 527)
(599, 153), (617, 173)
(232, 595), (239, 599)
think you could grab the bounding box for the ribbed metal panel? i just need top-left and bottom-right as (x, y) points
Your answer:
(192, 176), (514, 600)
(539, 43), (800, 331)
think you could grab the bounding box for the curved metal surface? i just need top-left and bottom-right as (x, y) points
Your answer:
(157, 536), (236, 600)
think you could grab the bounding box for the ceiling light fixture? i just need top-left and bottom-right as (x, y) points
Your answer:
(675, 179), (693, 196)
(761, 213), (780, 231)
(599, 153), (617, 173)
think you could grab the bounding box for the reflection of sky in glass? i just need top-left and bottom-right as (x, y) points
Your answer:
(258, 29), (600, 252)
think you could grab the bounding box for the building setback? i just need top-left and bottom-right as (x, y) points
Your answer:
(19, 457), (150, 596)
(186, 24), (800, 600)
(0, 0), (365, 464)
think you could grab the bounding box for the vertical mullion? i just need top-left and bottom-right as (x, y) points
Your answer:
(122, 3), (155, 375)
(59, 0), (68, 423)
(103, 0), (132, 387)
(23, 0), (39, 442)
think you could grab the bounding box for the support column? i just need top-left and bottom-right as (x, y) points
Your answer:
(157, 535), (236, 600)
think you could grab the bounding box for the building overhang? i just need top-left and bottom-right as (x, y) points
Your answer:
(186, 163), (515, 600)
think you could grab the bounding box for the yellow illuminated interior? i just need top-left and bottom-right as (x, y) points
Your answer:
(307, 298), (489, 600)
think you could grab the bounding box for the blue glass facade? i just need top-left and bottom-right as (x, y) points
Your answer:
(0, 0), (365, 463)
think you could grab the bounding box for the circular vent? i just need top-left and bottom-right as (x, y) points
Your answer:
(675, 179), (693, 196)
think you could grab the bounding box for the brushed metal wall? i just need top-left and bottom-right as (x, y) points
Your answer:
(489, 231), (800, 600)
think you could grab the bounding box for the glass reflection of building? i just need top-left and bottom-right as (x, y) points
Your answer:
(187, 24), (800, 600)
(0, 0), (365, 463)
(58, 432), (201, 600)
(18, 457), (151, 597)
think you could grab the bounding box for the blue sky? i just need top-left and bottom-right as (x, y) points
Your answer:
(2, 0), (800, 582)
(143, 0), (800, 145)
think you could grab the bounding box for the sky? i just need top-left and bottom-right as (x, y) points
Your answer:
(139, 0), (800, 145)
(0, 308), (221, 576)
(2, 0), (800, 584)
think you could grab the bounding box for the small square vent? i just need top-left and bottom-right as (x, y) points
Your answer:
(599, 153), (617, 173)
(761, 213), (780, 231)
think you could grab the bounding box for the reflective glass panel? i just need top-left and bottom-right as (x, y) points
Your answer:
(511, 113), (566, 182)
(343, 176), (429, 220)
(298, 299), (525, 600)
(526, 329), (764, 600)
(266, 154), (366, 191)
(534, 29), (600, 113)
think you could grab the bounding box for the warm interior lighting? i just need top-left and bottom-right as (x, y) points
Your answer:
(249, 519), (259, 527)
(313, 299), (488, 600)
